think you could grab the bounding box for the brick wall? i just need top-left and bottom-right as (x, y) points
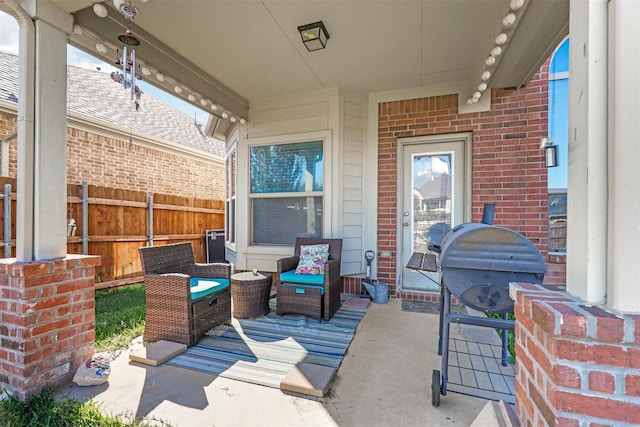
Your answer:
(511, 282), (640, 426)
(0, 113), (224, 201)
(0, 255), (101, 399)
(375, 63), (566, 301)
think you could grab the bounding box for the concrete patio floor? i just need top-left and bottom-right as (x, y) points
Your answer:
(60, 298), (488, 426)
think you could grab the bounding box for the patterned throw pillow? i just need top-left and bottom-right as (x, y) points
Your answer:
(295, 244), (330, 275)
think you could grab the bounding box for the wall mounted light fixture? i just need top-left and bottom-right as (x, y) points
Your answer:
(540, 137), (559, 168)
(298, 21), (330, 52)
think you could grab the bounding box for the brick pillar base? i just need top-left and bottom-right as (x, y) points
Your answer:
(510, 282), (640, 426)
(0, 255), (101, 399)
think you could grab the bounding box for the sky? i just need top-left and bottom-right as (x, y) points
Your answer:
(0, 11), (210, 124)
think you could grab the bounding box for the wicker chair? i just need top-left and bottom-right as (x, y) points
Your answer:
(276, 238), (342, 321)
(138, 242), (231, 347)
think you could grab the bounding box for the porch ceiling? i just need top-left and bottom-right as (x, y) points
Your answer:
(51, 0), (568, 138)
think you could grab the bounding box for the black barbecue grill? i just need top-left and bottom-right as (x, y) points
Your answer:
(408, 219), (546, 406)
(439, 222), (546, 314)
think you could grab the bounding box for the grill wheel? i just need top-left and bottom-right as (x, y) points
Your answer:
(431, 369), (441, 407)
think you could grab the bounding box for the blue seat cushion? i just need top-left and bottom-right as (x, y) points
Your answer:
(281, 282), (325, 295)
(280, 270), (325, 285)
(189, 278), (229, 300)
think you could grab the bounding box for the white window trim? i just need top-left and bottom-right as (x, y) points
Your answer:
(240, 130), (333, 256)
(225, 136), (238, 253)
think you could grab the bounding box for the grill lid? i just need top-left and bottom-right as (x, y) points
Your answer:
(439, 223), (546, 275)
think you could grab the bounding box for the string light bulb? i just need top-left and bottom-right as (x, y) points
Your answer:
(495, 33), (508, 46)
(93, 3), (108, 17)
(503, 13), (516, 27)
(510, 0), (524, 11)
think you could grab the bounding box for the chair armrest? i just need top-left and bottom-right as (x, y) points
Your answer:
(144, 273), (191, 298)
(277, 256), (300, 275)
(191, 263), (231, 279)
(324, 259), (341, 279)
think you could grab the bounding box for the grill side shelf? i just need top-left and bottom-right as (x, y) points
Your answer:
(406, 252), (438, 272)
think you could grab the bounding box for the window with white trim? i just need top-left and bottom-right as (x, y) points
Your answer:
(225, 150), (236, 244)
(250, 140), (324, 245)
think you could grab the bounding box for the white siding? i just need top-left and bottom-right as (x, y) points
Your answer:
(233, 88), (367, 276)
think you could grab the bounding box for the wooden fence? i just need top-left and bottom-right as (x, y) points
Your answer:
(0, 177), (225, 290)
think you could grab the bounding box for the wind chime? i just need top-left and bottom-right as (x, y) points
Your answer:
(109, 0), (142, 110)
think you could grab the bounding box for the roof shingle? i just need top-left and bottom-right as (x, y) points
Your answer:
(0, 51), (224, 158)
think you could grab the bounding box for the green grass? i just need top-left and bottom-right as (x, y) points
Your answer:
(94, 283), (146, 353)
(486, 311), (516, 364)
(0, 284), (158, 426)
(0, 386), (168, 427)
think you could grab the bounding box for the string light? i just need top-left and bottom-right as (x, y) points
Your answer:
(467, 0), (526, 104)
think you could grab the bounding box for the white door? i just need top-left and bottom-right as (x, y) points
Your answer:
(400, 136), (468, 292)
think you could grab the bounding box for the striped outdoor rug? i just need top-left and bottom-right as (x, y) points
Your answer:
(166, 299), (367, 388)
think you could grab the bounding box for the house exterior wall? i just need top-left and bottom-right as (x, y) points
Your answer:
(0, 109), (225, 200)
(233, 89), (366, 275)
(369, 65), (567, 302)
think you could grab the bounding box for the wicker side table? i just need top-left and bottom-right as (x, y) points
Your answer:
(230, 271), (272, 318)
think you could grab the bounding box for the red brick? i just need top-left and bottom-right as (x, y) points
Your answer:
(548, 303), (587, 338)
(30, 295), (70, 311)
(553, 364), (581, 389)
(24, 271), (72, 288)
(528, 378), (555, 426)
(553, 340), (640, 369)
(579, 305), (625, 343)
(556, 390), (640, 423)
(589, 370), (616, 393)
(556, 417), (580, 427)
(625, 374), (640, 397)
(31, 319), (71, 337)
(629, 314), (640, 345)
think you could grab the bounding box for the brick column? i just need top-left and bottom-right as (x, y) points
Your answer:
(511, 282), (640, 426)
(0, 255), (100, 399)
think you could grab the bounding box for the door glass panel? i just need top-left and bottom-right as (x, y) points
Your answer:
(413, 154), (452, 253)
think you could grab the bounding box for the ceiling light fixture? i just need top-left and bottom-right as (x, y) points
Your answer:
(156, 72), (165, 81)
(297, 21), (330, 52)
